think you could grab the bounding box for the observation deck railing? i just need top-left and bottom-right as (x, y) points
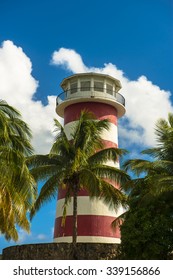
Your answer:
(56, 87), (125, 107)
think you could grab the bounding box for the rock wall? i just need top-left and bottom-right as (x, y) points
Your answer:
(2, 243), (119, 260)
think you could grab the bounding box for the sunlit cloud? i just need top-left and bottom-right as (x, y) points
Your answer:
(0, 40), (58, 153)
(52, 47), (173, 148)
(1, 41), (172, 153)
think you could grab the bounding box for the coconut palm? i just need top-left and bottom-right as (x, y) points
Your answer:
(28, 110), (130, 258)
(117, 113), (173, 259)
(124, 113), (173, 195)
(0, 100), (36, 241)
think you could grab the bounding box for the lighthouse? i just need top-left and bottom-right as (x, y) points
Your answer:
(54, 72), (125, 244)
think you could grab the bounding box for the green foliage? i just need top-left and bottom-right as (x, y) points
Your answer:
(119, 194), (173, 259)
(119, 113), (173, 259)
(0, 100), (36, 241)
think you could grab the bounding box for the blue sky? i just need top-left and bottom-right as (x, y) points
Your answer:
(0, 0), (172, 253)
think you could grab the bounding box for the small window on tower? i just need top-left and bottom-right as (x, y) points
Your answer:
(106, 83), (113, 95)
(81, 81), (91, 91)
(94, 81), (104, 92)
(70, 82), (77, 94)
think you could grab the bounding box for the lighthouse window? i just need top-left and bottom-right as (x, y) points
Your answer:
(94, 81), (104, 92)
(106, 83), (113, 95)
(81, 81), (90, 91)
(70, 82), (77, 94)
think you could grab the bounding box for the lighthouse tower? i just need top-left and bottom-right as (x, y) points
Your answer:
(54, 73), (125, 244)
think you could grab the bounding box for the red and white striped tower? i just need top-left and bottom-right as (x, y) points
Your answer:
(54, 73), (125, 244)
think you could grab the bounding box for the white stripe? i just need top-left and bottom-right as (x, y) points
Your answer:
(56, 196), (124, 218)
(54, 236), (121, 244)
(104, 160), (119, 168)
(64, 121), (118, 144)
(101, 122), (118, 144)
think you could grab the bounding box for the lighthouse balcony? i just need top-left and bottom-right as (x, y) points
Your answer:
(56, 87), (125, 118)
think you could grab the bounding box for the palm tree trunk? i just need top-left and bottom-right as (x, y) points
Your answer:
(72, 185), (78, 259)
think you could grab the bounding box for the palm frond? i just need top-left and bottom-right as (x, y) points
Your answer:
(61, 188), (72, 227)
(30, 165), (58, 181)
(72, 111), (109, 154)
(99, 179), (128, 210)
(168, 113), (173, 128)
(89, 147), (128, 165)
(0, 100), (34, 241)
(92, 164), (130, 186)
(30, 175), (60, 219)
(123, 159), (155, 176)
(112, 211), (128, 228)
(26, 154), (55, 168)
(0, 100), (21, 118)
(50, 118), (70, 156)
(79, 168), (101, 197)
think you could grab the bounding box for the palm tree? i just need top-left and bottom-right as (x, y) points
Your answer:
(0, 100), (36, 241)
(28, 110), (129, 258)
(117, 113), (173, 259)
(124, 112), (173, 195)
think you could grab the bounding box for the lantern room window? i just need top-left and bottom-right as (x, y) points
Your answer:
(106, 83), (113, 95)
(94, 81), (104, 92)
(81, 81), (91, 91)
(70, 82), (77, 94)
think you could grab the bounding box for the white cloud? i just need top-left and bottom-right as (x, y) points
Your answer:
(0, 40), (37, 101)
(1, 41), (172, 154)
(52, 47), (173, 148)
(0, 40), (59, 153)
(51, 47), (87, 73)
(16, 229), (31, 243)
(123, 76), (172, 146)
(37, 234), (47, 240)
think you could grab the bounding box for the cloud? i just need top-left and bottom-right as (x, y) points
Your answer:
(14, 229), (31, 244)
(36, 234), (47, 240)
(123, 75), (172, 146)
(1, 41), (172, 154)
(51, 47), (87, 73)
(52, 47), (173, 148)
(0, 40), (59, 153)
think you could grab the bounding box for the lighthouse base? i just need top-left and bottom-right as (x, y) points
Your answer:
(2, 242), (119, 260)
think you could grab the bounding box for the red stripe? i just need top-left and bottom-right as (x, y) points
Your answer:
(102, 140), (117, 148)
(64, 102), (117, 125)
(54, 215), (120, 238)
